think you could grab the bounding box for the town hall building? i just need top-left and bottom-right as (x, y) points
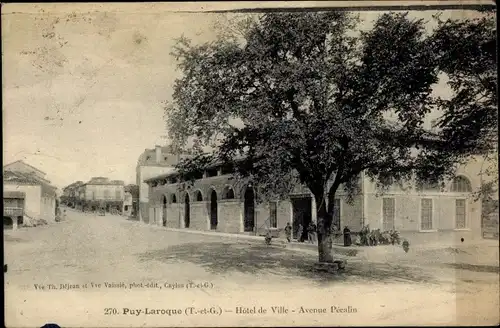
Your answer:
(144, 156), (493, 245)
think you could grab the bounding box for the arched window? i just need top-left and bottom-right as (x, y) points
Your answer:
(450, 176), (472, 193)
(222, 186), (235, 199)
(171, 194), (177, 203)
(194, 190), (203, 202)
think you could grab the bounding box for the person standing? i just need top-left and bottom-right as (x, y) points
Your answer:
(311, 221), (317, 244)
(265, 229), (272, 245)
(332, 224), (339, 244)
(343, 226), (352, 247)
(284, 222), (292, 242)
(307, 222), (315, 243)
(297, 224), (304, 242)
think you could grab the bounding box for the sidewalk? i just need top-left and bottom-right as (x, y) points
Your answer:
(163, 227), (363, 257)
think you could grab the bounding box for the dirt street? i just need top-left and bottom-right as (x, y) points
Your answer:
(4, 209), (499, 327)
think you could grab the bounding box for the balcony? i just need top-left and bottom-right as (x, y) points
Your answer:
(4, 207), (24, 217)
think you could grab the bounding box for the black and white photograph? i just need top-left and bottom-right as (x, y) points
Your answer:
(2, 1), (499, 326)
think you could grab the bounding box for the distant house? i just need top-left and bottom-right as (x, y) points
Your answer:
(63, 177), (125, 213)
(61, 181), (85, 207)
(136, 145), (191, 223)
(3, 162), (58, 229)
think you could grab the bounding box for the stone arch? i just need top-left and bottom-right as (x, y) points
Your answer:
(239, 182), (258, 202)
(171, 193), (177, 204)
(222, 185), (235, 199)
(206, 186), (218, 201)
(193, 190), (203, 202)
(449, 175), (473, 193)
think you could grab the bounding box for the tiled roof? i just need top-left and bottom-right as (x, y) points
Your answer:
(3, 160), (46, 176)
(85, 178), (124, 186)
(63, 181), (84, 190)
(3, 170), (57, 197)
(3, 170), (42, 185)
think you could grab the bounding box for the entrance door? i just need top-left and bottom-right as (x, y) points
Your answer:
(162, 196), (167, 227)
(244, 187), (255, 232)
(210, 190), (218, 230)
(3, 217), (13, 230)
(291, 197), (312, 241)
(184, 194), (190, 228)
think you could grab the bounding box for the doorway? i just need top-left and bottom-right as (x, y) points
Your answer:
(162, 195), (167, 227)
(184, 193), (190, 228)
(3, 217), (13, 230)
(244, 187), (255, 232)
(210, 190), (218, 230)
(291, 197), (312, 241)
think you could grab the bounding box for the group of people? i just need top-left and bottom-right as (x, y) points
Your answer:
(281, 221), (352, 246)
(283, 221), (317, 243)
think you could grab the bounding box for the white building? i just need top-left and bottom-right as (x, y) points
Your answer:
(136, 145), (190, 223)
(3, 162), (58, 228)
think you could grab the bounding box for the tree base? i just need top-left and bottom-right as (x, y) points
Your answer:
(313, 260), (347, 273)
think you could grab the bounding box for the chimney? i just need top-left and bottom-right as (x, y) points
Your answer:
(155, 145), (161, 164)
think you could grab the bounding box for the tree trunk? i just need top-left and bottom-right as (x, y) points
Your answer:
(316, 194), (334, 263)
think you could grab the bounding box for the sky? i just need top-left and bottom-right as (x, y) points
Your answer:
(1, 3), (486, 189)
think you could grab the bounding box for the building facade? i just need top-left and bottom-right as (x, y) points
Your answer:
(144, 157), (493, 245)
(62, 177), (125, 212)
(61, 181), (84, 207)
(3, 162), (58, 228)
(136, 145), (191, 223)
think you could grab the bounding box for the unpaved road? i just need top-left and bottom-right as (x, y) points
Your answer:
(4, 209), (499, 327)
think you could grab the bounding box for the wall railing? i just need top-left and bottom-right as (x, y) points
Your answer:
(3, 207), (24, 217)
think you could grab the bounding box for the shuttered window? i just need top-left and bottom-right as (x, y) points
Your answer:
(420, 198), (433, 230)
(383, 198), (395, 231)
(269, 202), (278, 228)
(455, 199), (466, 229)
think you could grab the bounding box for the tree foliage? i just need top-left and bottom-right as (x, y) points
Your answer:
(431, 11), (497, 199)
(432, 12), (497, 153)
(165, 11), (497, 261)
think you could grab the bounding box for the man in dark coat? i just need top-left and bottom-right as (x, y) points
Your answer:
(284, 222), (292, 242)
(343, 226), (352, 247)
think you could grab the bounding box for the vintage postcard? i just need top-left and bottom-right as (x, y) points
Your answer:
(2, 1), (498, 327)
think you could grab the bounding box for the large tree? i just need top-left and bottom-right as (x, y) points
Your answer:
(166, 11), (497, 263)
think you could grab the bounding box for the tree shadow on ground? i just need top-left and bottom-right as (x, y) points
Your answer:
(445, 263), (500, 274)
(137, 242), (438, 285)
